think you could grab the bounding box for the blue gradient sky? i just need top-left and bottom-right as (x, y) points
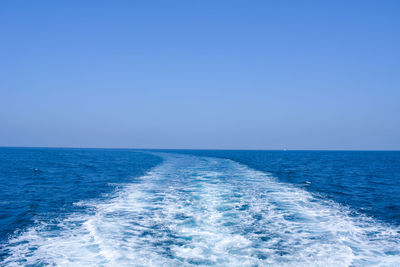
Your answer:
(1, 1), (399, 149)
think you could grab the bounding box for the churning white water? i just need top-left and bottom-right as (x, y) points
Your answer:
(2, 153), (400, 266)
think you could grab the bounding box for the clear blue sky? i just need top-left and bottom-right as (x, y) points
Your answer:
(1, 1), (399, 150)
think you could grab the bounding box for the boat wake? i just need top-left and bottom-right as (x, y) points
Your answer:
(2, 153), (400, 266)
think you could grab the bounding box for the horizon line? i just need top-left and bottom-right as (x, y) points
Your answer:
(0, 145), (399, 152)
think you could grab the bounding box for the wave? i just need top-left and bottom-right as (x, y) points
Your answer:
(1, 153), (400, 266)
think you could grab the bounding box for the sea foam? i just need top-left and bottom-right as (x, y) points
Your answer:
(2, 153), (400, 266)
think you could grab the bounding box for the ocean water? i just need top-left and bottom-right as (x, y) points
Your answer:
(0, 148), (399, 266)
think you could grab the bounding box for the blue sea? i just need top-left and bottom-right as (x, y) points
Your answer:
(0, 148), (400, 266)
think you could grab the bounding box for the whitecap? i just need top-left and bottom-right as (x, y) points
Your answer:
(1, 153), (400, 266)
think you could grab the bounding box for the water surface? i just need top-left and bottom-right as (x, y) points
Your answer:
(1, 148), (399, 266)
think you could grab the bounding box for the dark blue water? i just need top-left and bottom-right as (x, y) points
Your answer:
(1, 148), (399, 266)
(0, 148), (161, 243)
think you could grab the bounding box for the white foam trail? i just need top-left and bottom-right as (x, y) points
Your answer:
(2, 153), (400, 266)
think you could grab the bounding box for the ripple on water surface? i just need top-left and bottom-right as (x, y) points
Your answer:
(2, 153), (400, 266)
